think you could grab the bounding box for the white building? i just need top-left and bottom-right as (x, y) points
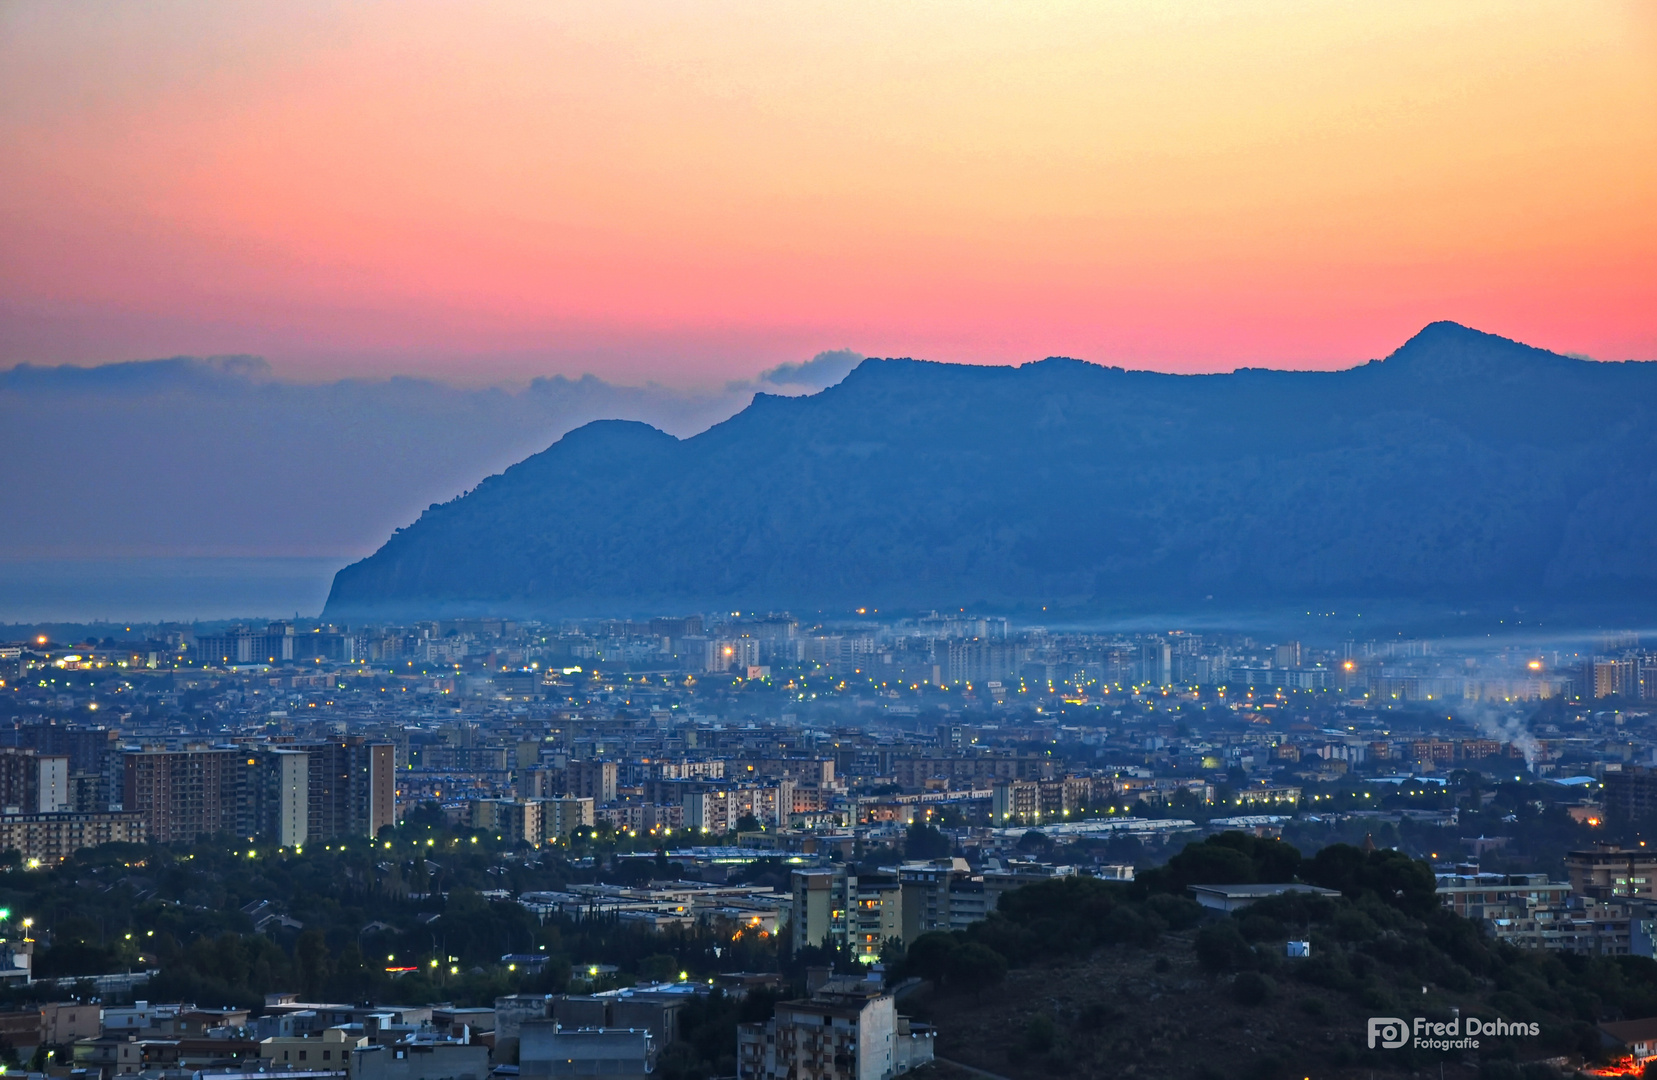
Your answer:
(273, 750), (309, 848)
(737, 976), (932, 1080)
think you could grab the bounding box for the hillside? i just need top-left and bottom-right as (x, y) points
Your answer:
(899, 836), (1632, 1080)
(323, 322), (1657, 618)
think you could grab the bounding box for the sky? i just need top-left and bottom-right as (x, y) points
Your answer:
(2, 1), (1654, 387)
(0, 353), (859, 563)
(0, 351), (858, 618)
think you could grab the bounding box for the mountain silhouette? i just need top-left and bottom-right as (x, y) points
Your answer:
(323, 323), (1657, 619)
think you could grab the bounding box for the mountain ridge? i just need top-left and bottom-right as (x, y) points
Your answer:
(324, 323), (1657, 619)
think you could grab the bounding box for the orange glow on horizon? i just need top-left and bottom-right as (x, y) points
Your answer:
(0, 1), (1652, 385)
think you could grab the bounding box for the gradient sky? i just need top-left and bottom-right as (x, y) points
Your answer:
(2, 1), (1653, 385)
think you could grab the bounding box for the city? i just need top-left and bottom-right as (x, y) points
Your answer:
(0, 614), (1655, 1076)
(3, 3), (1651, 1078)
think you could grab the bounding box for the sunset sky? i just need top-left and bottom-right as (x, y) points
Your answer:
(2, 1), (1653, 386)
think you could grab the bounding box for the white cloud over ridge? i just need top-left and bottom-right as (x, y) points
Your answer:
(747, 349), (864, 391)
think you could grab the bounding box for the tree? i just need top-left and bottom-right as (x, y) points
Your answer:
(294, 930), (333, 1000)
(1195, 920), (1253, 972)
(329, 941), (373, 1001)
(903, 932), (958, 985)
(1141, 831), (1302, 894)
(1016, 830), (1055, 856)
(905, 822), (951, 860)
(639, 954), (678, 983)
(947, 943), (1007, 1000)
(1302, 844), (1437, 916)
(402, 801), (446, 829)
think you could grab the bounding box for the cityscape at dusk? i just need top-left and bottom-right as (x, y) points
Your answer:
(2, 3), (1656, 1079)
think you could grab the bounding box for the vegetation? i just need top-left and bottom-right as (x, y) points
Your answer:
(0, 810), (795, 1080)
(19, 819), (1657, 1077)
(900, 833), (1657, 1078)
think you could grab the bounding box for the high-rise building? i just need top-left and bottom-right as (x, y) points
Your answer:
(194, 622), (297, 666)
(705, 638), (762, 674)
(852, 873), (902, 963)
(516, 765), (562, 800)
(137, 739), (391, 846)
(1584, 658), (1636, 699)
(123, 747), (240, 843)
(0, 748), (70, 815)
(1138, 641), (1172, 686)
(302, 738), (396, 840)
(270, 750), (310, 848)
(791, 867), (854, 952)
(3, 725), (120, 811)
(2, 725), (118, 780)
(1565, 846), (1657, 903)
(941, 639), (1020, 686)
(1605, 768), (1657, 823)
(542, 797), (594, 840)
(567, 760), (618, 804)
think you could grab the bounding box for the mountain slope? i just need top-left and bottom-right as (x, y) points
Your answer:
(323, 323), (1657, 618)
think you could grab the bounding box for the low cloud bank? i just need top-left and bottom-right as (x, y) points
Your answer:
(0, 352), (855, 561)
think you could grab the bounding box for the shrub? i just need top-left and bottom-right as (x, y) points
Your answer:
(1331, 908), (1378, 943)
(1022, 1012), (1057, 1055)
(947, 943), (1008, 994)
(1144, 893), (1204, 931)
(1239, 913), (1286, 943)
(1195, 920), (1253, 972)
(903, 932), (957, 985)
(1232, 971), (1276, 1005)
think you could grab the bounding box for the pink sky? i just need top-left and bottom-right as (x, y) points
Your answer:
(2, 1), (1654, 386)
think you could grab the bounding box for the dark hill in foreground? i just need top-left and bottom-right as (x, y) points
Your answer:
(324, 322), (1657, 619)
(904, 836), (1623, 1080)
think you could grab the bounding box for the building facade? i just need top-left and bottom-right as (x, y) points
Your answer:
(738, 977), (932, 1080)
(123, 747), (240, 843)
(0, 810), (144, 864)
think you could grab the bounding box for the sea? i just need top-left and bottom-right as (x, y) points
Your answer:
(0, 557), (343, 626)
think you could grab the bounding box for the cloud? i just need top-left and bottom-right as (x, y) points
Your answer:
(0, 358), (748, 561)
(0, 350), (863, 563)
(735, 348), (864, 393)
(0, 355), (272, 393)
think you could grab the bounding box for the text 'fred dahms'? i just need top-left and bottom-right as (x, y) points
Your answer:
(1368, 1016), (1539, 1051)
